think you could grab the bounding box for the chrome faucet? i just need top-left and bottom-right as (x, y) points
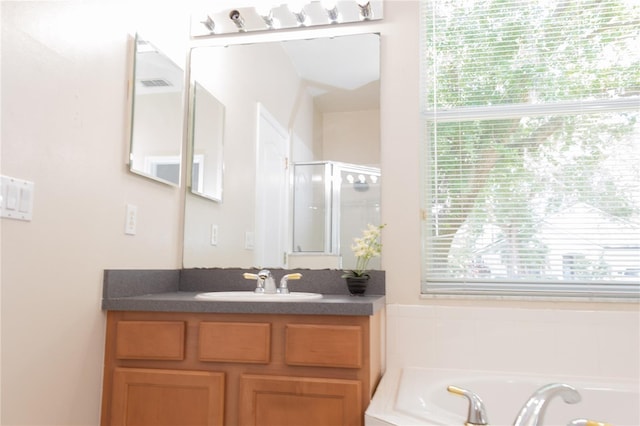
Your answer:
(447, 385), (489, 426)
(243, 269), (276, 294)
(243, 270), (302, 294)
(513, 383), (581, 426)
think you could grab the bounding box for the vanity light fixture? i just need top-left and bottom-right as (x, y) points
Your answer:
(229, 9), (246, 32)
(321, 0), (340, 23)
(191, 1), (382, 37)
(356, 0), (373, 20)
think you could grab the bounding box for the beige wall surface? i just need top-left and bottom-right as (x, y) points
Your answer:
(0, 1), (637, 425)
(0, 2), (185, 424)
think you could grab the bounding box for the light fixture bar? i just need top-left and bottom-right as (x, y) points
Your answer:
(190, 1), (383, 37)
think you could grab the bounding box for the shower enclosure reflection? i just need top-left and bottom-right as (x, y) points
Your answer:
(290, 161), (381, 270)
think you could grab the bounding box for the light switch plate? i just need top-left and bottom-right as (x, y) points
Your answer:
(211, 224), (218, 246)
(125, 204), (137, 235)
(1, 175), (34, 221)
(245, 231), (254, 250)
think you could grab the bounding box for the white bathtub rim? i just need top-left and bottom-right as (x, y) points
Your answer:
(365, 366), (640, 426)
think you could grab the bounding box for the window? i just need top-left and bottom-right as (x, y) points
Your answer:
(420, 0), (640, 298)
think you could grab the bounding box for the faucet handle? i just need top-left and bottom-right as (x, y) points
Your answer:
(278, 273), (302, 294)
(284, 273), (302, 280)
(243, 271), (269, 293)
(447, 385), (489, 426)
(568, 420), (613, 426)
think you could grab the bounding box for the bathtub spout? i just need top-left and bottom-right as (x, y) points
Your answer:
(447, 385), (489, 426)
(513, 383), (581, 426)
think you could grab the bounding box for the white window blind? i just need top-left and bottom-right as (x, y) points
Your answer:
(420, 0), (640, 297)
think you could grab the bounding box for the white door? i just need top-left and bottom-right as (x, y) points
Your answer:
(255, 104), (289, 268)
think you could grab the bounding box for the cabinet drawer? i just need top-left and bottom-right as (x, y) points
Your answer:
(199, 322), (271, 364)
(285, 324), (362, 368)
(115, 321), (185, 361)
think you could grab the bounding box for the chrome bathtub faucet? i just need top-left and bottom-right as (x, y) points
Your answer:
(513, 383), (581, 426)
(447, 385), (489, 426)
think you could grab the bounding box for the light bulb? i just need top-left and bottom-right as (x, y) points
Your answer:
(356, 0), (372, 20)
(288, 1), (307, 26)
(255, 5), (275, 28)
(288, 0), (306, 14)
(321, 0), (339, 22)
(201, 15), (215, 33)
(255, 5), (272, 17)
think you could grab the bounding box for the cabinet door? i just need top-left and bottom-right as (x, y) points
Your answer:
(110, 368), (224, 426)
(239, 374), (362, 426)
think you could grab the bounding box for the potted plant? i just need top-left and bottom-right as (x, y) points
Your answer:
(342, 224), (385, 295)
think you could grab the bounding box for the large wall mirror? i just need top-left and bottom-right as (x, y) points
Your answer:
(183, 31), (381, 270)
(128, 34), (185, 186)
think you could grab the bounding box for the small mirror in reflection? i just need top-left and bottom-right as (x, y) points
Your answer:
(189, 82), (225, 201)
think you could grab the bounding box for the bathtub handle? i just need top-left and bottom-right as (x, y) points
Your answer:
(567, 419), (613, 426)
(447, 385), (489, 426)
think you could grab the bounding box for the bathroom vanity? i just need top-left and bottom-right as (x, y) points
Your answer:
(100, 269), (385, 426)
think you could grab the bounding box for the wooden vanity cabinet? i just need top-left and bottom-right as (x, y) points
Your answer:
(100, 310), (384, 426)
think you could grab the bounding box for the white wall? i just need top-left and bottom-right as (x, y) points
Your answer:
(0, 1), (637, 425)
(1, 2), (187, 424)
(323, 109), (381, 166)
(386, 304), (639, 380)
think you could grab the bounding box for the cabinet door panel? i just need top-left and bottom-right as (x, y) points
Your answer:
(239, 374), (362, 426)
(111, 367), (224, 426)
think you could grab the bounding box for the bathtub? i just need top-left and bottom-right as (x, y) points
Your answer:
(365, 367), (640, 426)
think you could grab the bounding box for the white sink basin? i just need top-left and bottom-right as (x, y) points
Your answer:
(195, 291), (323, 302)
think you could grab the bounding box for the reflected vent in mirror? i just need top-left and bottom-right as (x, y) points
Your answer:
(140, 79), (172, 88)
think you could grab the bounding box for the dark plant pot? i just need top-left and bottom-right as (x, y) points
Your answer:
(345, 275), (369, 296)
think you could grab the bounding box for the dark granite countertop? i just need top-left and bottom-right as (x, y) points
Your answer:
(102, 268), (386, 316)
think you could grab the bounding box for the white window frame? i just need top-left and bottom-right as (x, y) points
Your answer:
(419, 0), (640, 300)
